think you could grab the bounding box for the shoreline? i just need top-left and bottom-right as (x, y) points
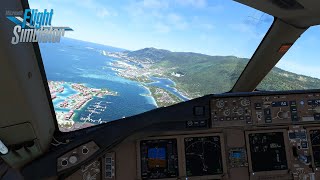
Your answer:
(147, 85), (182, 107)
(48, 81), (117, 131)
(109, 59), (190, 100)
(60, 122), (95, 132)
(51, 50), (191, 131)
(146, 76), (191, 101)
(139, 84), (158, 107)
(105, 53), (191, 104)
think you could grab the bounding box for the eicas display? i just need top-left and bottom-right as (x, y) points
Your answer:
(248, 132), (288, 172)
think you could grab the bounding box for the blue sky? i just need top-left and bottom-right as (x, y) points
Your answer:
(28, 0), (320, 78)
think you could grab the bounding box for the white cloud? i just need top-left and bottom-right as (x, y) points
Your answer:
(125, 2), (189, 32)
(28, 2), (41, 10)
(175, 0), (207, 8)
(207, 4), (224, 12)
(146, 10), (164, 19)
(125, 0), (168, 16)
(96, 8), (110, 18)
(154, 22), (171, 33)
(199, 34), (207, 40)
(201, 23), (214, 30)
(175, 21), (188, 30)
(167, 13), (188, 30)
(191, 16), (215, 31)
(167, 13), (182, 23)
(229, 23), (252, 33)
(276, 60), (320, 79)
(28, 0), (54, 9)
(228, 23), (264, 40)
(143, 0), (169, 9)
(76, 0), (117, 18)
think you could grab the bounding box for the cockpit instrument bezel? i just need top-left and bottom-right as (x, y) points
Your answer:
(181, 133), (227, 179)
(245, 129), (291, 177)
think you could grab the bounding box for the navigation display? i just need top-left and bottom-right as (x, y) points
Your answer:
(248, 132), (288, 172)
(140, 139), (178, 179)
(184, 136), (223, 177)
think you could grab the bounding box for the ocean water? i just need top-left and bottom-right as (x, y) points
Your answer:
(52, 83), (77, 112)
(148, 77), (189, 101)
(40, 38), (188, 127)
(40, 38), (157, 124)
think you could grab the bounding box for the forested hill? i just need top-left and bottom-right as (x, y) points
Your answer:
(127, 48), (320, 98)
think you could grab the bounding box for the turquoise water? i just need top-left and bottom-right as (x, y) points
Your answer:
(40, 37), (188, 125)
(52, 83), (78, 112)
(148, 77), (189, 101)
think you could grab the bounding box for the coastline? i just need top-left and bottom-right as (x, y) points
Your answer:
(147, 76), (191, 101)
(139, 84), (158, 107)
(60, 122), (95, 132)
(48, 81), (117, 131)
(50, 49), (191, 131)
(147, 85), (182, 107)
(103, 52), (191, 107)
(108, 58), (190, 101)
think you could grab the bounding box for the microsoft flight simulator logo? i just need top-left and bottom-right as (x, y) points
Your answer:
(6, 9), (73, 45)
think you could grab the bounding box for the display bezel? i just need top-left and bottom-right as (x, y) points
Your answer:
(245, 129), (291, 177)
(180, 133), (227, 180)
(307, 127), (320, 170)
(137, 133), (227, 180)
(137, 136), (182, 180)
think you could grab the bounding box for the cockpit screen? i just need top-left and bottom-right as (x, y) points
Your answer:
(147, 148), (166, 168)
(248, 132), (288, 172)
(232, 151), (242, 158)
(140, 139), (178, 179)
(310, 129), (320, 167)
(184, 136), (223, 177)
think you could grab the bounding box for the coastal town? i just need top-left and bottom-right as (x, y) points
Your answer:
(104, 51), (186, 107)
(106, 51), (166, 83)
(148, 86), (182, 107)
(48, 81), (117, 131)
(48, 51), (189, 131)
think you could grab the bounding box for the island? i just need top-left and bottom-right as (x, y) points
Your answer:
(48, 81), (117, 131)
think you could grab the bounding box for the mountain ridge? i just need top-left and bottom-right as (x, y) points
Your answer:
(125, 47), (320, 97)
(127, 47), (243, 62)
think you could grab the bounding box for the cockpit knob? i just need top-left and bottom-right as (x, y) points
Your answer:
(240, 99), (250, 106)
(69, 154), (79, 164)
(277, 111), (289, 119)
(216, 100), (225, 108)
(82, 147), (89, 154)
(223, 109), (230, 116)
(61, 159), (68, 166)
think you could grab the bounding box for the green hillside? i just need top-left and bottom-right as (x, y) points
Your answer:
(258, 68), (320, 91)
(127, 48), (320, 98)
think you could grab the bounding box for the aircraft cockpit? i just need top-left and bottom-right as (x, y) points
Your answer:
(1, 0), (320, 180)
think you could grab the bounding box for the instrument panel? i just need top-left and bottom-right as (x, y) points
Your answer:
(64, 152), (116, 180)
(140, 139), (179, 179)
(211, 92), (320, 126)
(64, 90), (320, 180)
(310, 129), (320, 167)
(136, 134), (227, 180)
(184, 136), (223, 176)
(247, 131), (288, 172)
(134, 129), (320, 180)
